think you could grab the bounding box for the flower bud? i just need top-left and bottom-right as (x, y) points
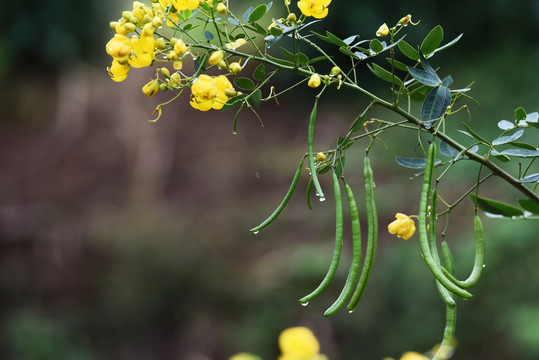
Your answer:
(109, 21), (119, 30)
(142, 80), (159, 98)
(143, 14), (152, 24)
(155, 38), (167, 49)
(169, 72), (181, 87)
(218, 60), (227, 69)
(209, 50), (224, 66)
(122, 11), (134, 21)
(166, 50), (178, 61)
(170, 37), (177, 47)
(286, 13), (297, 22)
(316, 152), (326, 161)
(399, 14), (412, 26)
(217, 3), (227, 13)
(229, 62), (242, 74)
(388, 213), (416, 240)
(124, 22), (137, 33)
(308, 73), (321, 88)
(224, 88), (238, 97)
(152, 16), (163, 28)
(174, 39), (187, 56)
(376, 23), (389, 37)
(159, 83), (169, 91)
(330, 66), (341, 76)
(160, 67), (170, 77)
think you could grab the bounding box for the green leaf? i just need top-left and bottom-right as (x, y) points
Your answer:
(498, 120), (515, 130)
(407, 67), (441, 87)
(248, 89), (262, 108)
(228, 17), (240, 26)
(439, 141), (459, 157)
(518, 198), (539, 214)
(279, 47), (295, 62)
(253, 64), (266, 81)
(492, 129), (524, 146)
(221, 94), (246, 111)
(515, 107), (527, 121)
(422, 86), (451, 128)
(386, 57), (409, 72)
(266, 54), (295, 67)
(270, 26), (283, 37)
(490, 150), (511, 162)
(421, 25), (444, 55)
(520, 173), (539, 183)
(368, 63), (403, 86)
(500, 149), (539, 158)
(312, 31), (347, 47)
(469, 193), (524, 217)
(369, 38), (384, 53)
(234, 77), (255, 90)
(395, 156), (442, 169)
(442, 75), (453, 87)
(432, 33), (463, 55)
(510, 142), (537, 151)
(462, 122), (490, 145)
(204, 30), (214, 41)
(249, 4), (267, 23)
(398, 40), (419, 61)
(243, 7), (254, 22)
(296, 52), (309, 65)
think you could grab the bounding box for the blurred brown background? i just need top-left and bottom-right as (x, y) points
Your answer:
(1, 0), (538, 359)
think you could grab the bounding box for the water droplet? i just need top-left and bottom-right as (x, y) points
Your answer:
(373, 181), (376, 188)
(233, 131), (237, 135)
(253, 231), (260, 235)
(301, 302), (309, 307)
(319, 197), (326, 202)
(315, 192), (320, 197)
(482, 264), (486, 268)
(348, 309), (354, 314)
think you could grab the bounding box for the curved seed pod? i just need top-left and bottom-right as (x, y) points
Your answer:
(347, 156), (378, 311)
(299, 170), (344, 304)
(250, 156), (305, 233)
(324, 179), (362, 316)
(430, 188), (456, 307)
(441, 213), (485, 288)
(307, 97), (325, 201)
(418, 143), (473, 299)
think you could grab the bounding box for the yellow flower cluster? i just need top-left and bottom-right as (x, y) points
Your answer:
(297, 0), (332, 19)
(106, 1), (197, 84)
(190, 74), (234, 111)
(388, 213), (416, 240)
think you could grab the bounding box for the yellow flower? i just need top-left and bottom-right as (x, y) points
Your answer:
(388, 213), (416, 240)
(228, 353), (262, 360)
(153, 1), (180, 26)
(171, 0), (200, 11)
(376, 23), (389, 37)
(217, 3), (227, 14)
(297, 0), (331, 19)
(208, 50), (224, 66)
(278, 327), (328, 360)
(190, 74), (234, 111)
(399, 352), (429, 360)
(142, 80), (159, 98)
(174, 39), (188, 56)
(225, 38), (247, 50)
(129, 34), (155, 68)
(308, 74), (321, 88)
(106, 34), (132, 59)
(107, 59), (130, 82)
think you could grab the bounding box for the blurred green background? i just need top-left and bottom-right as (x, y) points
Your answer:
(1, 0), (538, 359)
